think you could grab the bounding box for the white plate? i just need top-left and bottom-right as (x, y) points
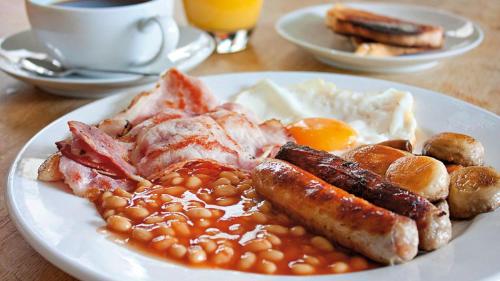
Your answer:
(276, 3), (483, 73)
(6, 72), (500, 281)
(0, 26), (215, 98)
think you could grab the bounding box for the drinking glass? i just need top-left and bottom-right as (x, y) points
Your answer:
(182, 0), (263, 53)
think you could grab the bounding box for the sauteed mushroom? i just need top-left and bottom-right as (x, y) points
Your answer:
(343, 144), (411, 176)
(386, 155), (450, 202)
(448, 166), (500, 219)
(422, 132), (484, 166)
(377, 139), (413, 153)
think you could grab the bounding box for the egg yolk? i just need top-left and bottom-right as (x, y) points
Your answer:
(287, 118), (357, 151)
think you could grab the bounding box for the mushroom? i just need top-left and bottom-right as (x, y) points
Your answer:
(448, 166), (500, 219)
(422, 132), (484, 166)
(377, 139), (413, 153)
(343, 144), (411, 176)
(385, 155), (450, 202)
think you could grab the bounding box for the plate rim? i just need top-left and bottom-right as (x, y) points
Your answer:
(275, 2), (484, 63)
(5, 71), (500, 281)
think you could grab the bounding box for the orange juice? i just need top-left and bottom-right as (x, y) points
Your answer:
(182, 0), (263, 32)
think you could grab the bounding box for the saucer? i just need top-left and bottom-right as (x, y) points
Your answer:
(0, 26), (215, 98)
(275, 3), (483, 73)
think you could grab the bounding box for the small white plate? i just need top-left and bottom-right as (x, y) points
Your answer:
(0, 26), (215, 98)
(6, 72), (500, 281)
(276, 3), (483, 73)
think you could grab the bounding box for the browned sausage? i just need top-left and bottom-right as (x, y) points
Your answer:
(253, 159), (419, 264)
(275, 142), (451, 251)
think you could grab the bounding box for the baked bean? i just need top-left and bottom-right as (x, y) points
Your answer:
(187, 246), (207, 264)
(198, 239), (217, 254)
(169, 243), (187, 259)
(264, 225), (289, 236)
(264, 233), (282, 246)
(250, 212), (268, 224)
(171, 177), (184, 185)
(243, 238), (272, 252)
(290, 263), (315, 275)
(137, 179), (152, 188)
(159, 194), (172, 202)
(156, 226), (175, 236)
(236, 183), (252, 192)
(219, 171), (240, 185)
(107, 215), (131, 232)
(171, 221), (191, 237)
(164, 202), (183, 212)
(303, 255), (321, 266)
(101, 191), (112, 200)
(103, 195), (127, 209)
(147, 201), (159, 209)
(144, 215), (164, 224)
(350, 256), (369, 271)
(259, 249), (284, 262)
(329, 262), (350, 273)
(238, 252), (257, 270)
(114, 188), (132, 198)
(212, 177), (231, 187)
(197, 193), (212, 202)
(151, 235), (177, 251)
(186, 207), (212, 219)
(210, 209), (224, 218)
(160, 172), (180, 183)
(165, 186), (186, 196)
(311, 236), (334, 252)
(213, 184), (238, 197)
(290, 226), (306, 236)
(196, 219), (211, 228)
(132, 227), (153, 242)
(257, 259), (277, 274)
(102, 209), (115, 219)
(212, 246), (235, 265)
(215, 197), (238, 206)
(164, 213), (187, 222)
(186, 176), (202, 189)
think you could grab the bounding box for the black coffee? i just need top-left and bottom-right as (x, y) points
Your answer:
(53, 0), (150, 8)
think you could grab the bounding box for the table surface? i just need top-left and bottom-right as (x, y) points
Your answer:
(1, 0), (499, 280)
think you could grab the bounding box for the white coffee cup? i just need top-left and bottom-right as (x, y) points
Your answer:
(25, 0), (179, 69)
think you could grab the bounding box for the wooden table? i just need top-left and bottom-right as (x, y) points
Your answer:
(0, 0), (498, 280)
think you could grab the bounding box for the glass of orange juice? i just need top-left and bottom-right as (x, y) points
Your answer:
(182, 0), (263, 53)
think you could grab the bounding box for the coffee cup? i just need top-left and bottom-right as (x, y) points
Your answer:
(25, 0), (179, 69)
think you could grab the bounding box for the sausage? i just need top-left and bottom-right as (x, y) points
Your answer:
(275, 142), (452, 251)
(253, 159), (419, 264)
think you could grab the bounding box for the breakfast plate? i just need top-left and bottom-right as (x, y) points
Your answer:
(6, 72), (500, 281)
(275, 3), (484, 73)
(0, 26), (214, 98)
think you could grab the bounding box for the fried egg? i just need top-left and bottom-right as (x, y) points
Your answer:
(233, 79), (417, 151)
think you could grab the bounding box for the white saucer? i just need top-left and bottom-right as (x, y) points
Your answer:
(0, 26), (215, 98)
(276, 3), (484, 73)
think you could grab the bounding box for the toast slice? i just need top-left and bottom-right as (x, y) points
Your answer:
(350, 37), (431, 57)
(326, 5), (444, 48)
